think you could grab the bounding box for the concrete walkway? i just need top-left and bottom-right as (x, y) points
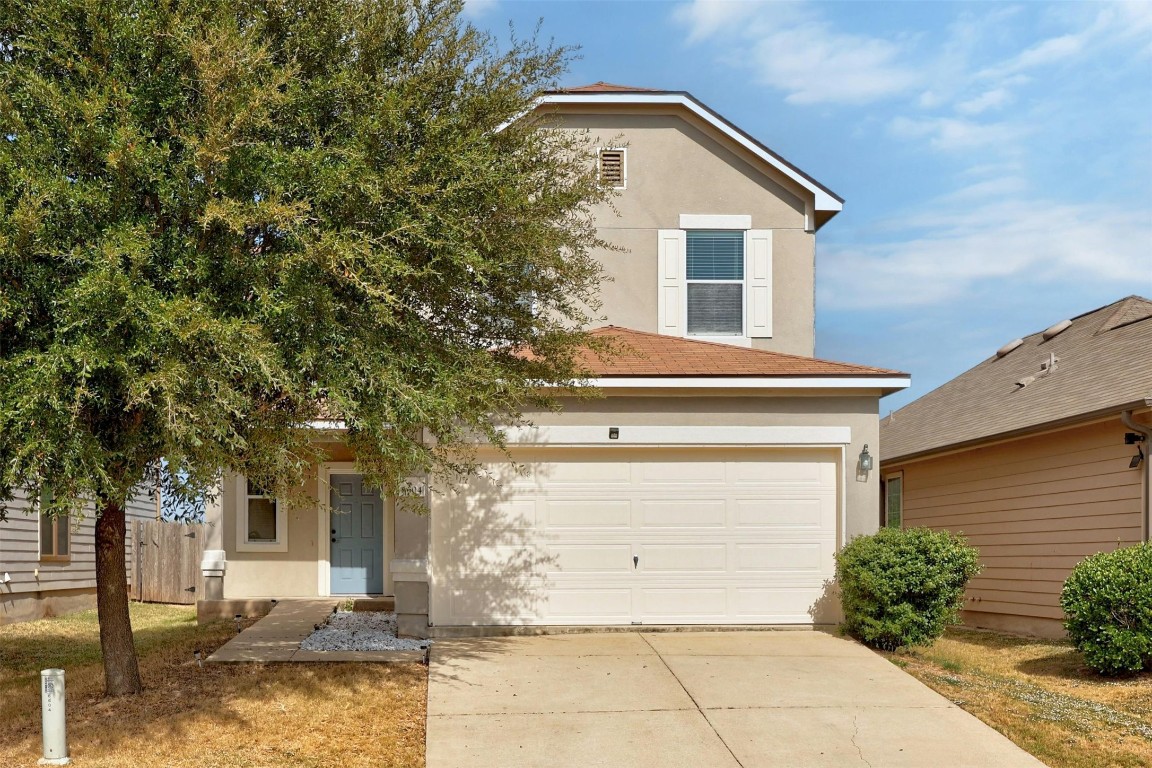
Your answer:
(427, 631), (1048, 768)
(207, 599), (425, 663)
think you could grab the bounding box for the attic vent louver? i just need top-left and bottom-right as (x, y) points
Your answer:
(1042, 319), (1072, 340)
(598, 149), (625, 189)
(996, 339), (1023, 358)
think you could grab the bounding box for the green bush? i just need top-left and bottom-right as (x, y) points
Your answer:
(1061, 543), (1152, 676)
(836, 527), (981, 650)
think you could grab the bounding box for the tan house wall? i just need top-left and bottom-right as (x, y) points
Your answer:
(886, 418), (1145, 639)
(551, 108), (816, 357)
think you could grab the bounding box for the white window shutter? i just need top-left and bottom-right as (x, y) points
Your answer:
(746, 229), (773, 338)
(657, 229), (685, 336)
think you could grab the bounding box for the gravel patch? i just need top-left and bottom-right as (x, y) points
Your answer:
(300, 611), (430, 652)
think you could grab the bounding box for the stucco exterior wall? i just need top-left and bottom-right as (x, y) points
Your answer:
(550, 107), (817, 357)
(885, 417), (1145, 639)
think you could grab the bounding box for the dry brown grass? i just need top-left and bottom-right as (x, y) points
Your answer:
(0, 604), (426, 767)
(885, 627), (1152, 768)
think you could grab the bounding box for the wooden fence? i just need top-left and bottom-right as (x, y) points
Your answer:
(133, 520), (204, 604)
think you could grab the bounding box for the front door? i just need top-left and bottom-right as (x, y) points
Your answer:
(330, 474), (384, 595)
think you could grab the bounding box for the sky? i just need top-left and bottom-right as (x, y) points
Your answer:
(466, 0), (1152, 411)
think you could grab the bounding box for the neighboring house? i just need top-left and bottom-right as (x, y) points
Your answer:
(197, 83), (910, 636)
(880, 296), (1152, 639)
(0, 489), (157, 624)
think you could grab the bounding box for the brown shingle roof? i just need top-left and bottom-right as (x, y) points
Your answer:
(577, 327), (904, 378)
(558, 82), (662, 93)
(881, 296), (1152, 462)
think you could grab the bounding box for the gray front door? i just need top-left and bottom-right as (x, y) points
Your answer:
(330, 474), (384, 595)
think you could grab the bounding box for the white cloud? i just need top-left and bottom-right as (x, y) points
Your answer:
(674, 1), (922, 105)
(462, 0), (499, 19)
(955, 87), (1013, 116)
(889, 116), (1023, 151)
(820, 199), (1152, 310)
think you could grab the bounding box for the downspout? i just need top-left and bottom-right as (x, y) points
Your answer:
(1121, 410), (1152, 543)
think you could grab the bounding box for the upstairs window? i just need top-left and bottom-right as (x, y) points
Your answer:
(686, 230), (744, 336)
(598, 148), (626, 189)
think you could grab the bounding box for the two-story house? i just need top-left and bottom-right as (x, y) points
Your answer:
(196, 83), (909, 636)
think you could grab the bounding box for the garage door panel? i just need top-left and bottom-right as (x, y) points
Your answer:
(447, 496), (538, 530)
(636, 461), (727, 485)
(547, 544), (633, 573)
(537, 460), (632, 486)
(734, 543), (828, 573)
(545, 589), (632, 621)
(639, 499), (727, 528)
(734, 497), (834, 529)
(639, 588), (728, 619)
(640, 544), (728, 572)
(544, 499), (632, 528)
(733, 588), (827, 620)
(732, 460), (835, 486)
(447, 587), (544, 623)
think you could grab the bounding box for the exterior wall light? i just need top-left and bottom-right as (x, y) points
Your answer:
(859, 445), (874, 473)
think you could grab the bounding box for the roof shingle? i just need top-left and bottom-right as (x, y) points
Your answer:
(881, 296), (1152, 462)
(575, 327), (904, 378)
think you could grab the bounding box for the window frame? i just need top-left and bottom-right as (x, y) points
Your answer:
(235, 475), (288, 553)
(597, 147), (627, 190)
(38, 494), (71, 564)
(685, 229), (746, 339)
(884, 471), (904, 529)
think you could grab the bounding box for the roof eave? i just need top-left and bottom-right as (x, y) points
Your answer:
(881, 398), (1152, 465)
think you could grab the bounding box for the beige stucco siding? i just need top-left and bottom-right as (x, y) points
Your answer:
(550, 108), (816, 357)
(889, 419), (1143, 636)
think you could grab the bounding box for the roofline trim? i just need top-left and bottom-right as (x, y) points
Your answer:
(534, 92), (844, 214)
(585, 376), (910, 391)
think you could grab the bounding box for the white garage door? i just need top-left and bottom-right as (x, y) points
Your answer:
(431, 447), (839, 626)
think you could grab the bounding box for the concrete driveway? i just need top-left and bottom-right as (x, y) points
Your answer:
(426, 631), (1047, 768)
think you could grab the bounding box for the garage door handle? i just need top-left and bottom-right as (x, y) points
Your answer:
(633, 555), (639, 569)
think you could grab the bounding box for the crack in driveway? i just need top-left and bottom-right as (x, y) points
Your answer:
(639, 633), (746, 768)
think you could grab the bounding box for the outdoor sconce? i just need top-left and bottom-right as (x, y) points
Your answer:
(859, 445), (874, 473)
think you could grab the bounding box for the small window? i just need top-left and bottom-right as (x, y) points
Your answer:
(598, 148), (626, 189)
(236, 476), (288, 552)
(885, 474), (903, 529)
(686, 230), (744, 336)
(39, 489), (70, 563)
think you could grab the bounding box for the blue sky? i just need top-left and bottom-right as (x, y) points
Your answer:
(467, 0), (1152, 411)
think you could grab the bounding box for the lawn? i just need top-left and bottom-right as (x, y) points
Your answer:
(886, 628), (1152, 768)
(0, 604), (426, 767)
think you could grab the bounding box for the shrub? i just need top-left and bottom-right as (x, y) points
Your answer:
(836, 527), (981, 650)
(1061, 543), (1152, 676)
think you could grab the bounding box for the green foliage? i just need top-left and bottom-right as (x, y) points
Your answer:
(836, 527), (982, 651)
(1061, 543), (1152, 676)
(0, 0), (613, 516)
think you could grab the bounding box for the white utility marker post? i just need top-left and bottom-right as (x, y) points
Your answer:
(38, 668), (70, 765)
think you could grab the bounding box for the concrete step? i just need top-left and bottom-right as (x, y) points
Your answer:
(353, 597), (395, 612)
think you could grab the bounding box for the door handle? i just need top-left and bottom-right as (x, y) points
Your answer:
(633, 555), (639, 569)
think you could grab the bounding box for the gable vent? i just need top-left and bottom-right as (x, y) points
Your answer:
(598, 149), (625, 189)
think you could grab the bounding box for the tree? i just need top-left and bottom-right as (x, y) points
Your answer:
(0, 0), (611, 696)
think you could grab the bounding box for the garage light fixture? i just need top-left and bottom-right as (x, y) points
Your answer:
(858, 445), (873, 473)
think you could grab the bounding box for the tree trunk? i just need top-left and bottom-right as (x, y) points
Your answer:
(95, 498), (143, 696)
